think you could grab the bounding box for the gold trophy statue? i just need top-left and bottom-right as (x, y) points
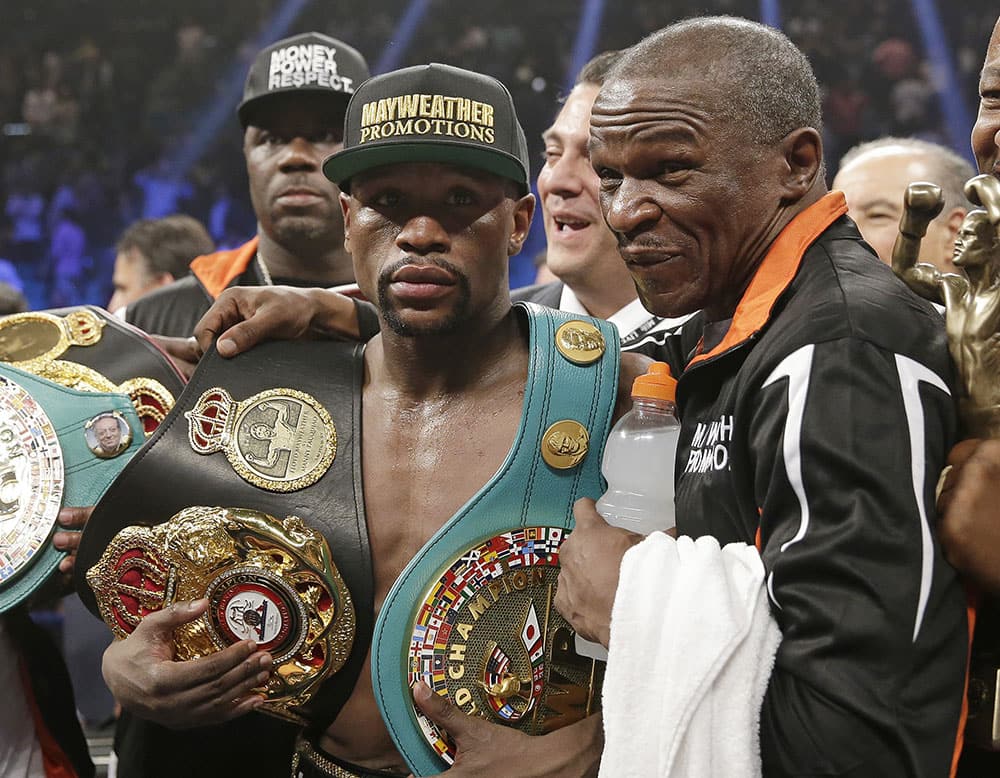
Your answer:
(892, 173), (1000, 749)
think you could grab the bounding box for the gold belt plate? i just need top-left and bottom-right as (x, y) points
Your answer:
(86, 506), (355, 722)
(0, 310), (174, 435)
(407, 526), (601, 764)
(0, 309), (104, 366)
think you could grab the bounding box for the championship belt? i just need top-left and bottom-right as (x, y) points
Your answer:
(373, 302), (619, 776)
(0, 306), (186, 435)
(76, 339), (372, 725)
(0, 362), (144, 613)
(86, 505), (354, 715)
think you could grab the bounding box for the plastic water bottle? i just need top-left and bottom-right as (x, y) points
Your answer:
(575, 362), (680, 661)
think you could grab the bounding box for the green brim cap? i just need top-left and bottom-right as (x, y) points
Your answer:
(323, 62), (530, 193)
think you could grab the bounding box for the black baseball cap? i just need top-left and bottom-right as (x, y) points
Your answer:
(322, 63), (530, 194)
(237, 32), (370, 128)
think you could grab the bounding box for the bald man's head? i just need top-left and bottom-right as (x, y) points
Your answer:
(835, 138), (973, 272)
(610, 16), (823, 147)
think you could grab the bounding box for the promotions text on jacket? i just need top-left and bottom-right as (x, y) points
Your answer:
(268, 44), (356, 92)
(684, 415), (733, 474)
(359, 95), (496, 144)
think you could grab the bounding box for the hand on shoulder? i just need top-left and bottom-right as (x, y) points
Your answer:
(193, 286), (364, 359)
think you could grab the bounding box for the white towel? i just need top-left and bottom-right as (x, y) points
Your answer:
(598, 533), (781, 778)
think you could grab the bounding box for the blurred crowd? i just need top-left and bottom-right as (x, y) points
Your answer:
(0, 0), (997, 310)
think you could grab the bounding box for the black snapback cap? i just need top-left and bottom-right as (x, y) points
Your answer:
(238, 32), (370, 128)
(322, 63), (530, 193)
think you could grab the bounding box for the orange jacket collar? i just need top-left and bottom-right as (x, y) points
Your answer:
(689, 192), (847, 367)
(189, 237), (260, 300)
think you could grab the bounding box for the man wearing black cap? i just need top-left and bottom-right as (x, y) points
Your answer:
(106, 31), (371, 778)
(102, 62), (626, 777)
(124, 32), (370, 338)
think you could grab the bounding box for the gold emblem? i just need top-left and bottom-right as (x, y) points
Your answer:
(541, 420), (589, 470)
(408, 527), (600, 764)
(0, 311), (174, 436)
(26, 362), (173, 437)
(186, 387), (336, 492)
(555, 321), (605, 366)
(86, 506), (355, 723)
(84, 411), (133, 459)
(0, 310), (105, 367)
(0, 374), (64, 587)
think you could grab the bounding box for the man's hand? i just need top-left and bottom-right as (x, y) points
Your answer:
(52, 505), (94, 578)
(555, 498), (644, 647)
(412, 681), (601, 777)
(194, 286), (362, 359)
(102, 598), (272, 729)
(937, 438), (1000, 594)
(150, 335), (200, 379)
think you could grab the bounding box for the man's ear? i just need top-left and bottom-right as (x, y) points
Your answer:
(153, 272), (175, 289)
(508, 193), (536, 256)
(778, 127), (823, 202)
(340, 192), (353, 253)
(944, 207), (968, 243)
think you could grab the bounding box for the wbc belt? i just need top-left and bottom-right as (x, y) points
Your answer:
(76, 338), (370, 726)
(0, 362), (143, 613)
(373, 302), (620, 776)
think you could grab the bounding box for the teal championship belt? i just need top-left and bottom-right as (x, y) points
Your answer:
(373, 302), (620, 775)
(0, 362), (143, 613)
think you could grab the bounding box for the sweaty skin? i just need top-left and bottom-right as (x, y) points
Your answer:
(321, 312), (530, 769)
(308, 162), (588, 773)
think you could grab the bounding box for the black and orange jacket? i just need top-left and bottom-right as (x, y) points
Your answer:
(124, 238), (262, 338)
(659, 193), (970, 777)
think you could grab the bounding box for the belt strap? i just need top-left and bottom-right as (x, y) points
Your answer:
(372, 302), (620, 775)
(75, 339), (373, 725)
(292, 734), (407, 778)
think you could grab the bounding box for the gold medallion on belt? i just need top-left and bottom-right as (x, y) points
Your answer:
(555, 320), (605, 366)
(186, 387), (336, 492)
(540, 420), (590, 469)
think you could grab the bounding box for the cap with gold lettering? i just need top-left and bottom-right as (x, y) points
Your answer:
(322, 63), (530, 194)
(238, 32), (371, 128)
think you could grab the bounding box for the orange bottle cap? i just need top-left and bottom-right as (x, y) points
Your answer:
(631, 362), (677, 402)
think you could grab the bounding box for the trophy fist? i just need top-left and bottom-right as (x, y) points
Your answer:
(899, 182), (944, 239)
(905, 182), (944, 216)
(965, 174), (1000, 226)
